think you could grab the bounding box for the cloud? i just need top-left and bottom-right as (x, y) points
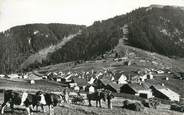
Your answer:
(0, 0), (184, 32)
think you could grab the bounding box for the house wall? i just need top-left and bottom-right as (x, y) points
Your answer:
(137, 90), (153, 98)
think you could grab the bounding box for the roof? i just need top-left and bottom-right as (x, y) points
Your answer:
(100, 79), (112, 86)
(28, 73), (42, 80)
(73, 77), (88, 86)
(114, 72), (126, 81)
(106, 82), (123, 90)
(127, 83), (150, 91)
(123, 71), (138, 78)
(151, 84), (180, 97)
(151, 84), (165, 89)
(158, 88), (180, 97)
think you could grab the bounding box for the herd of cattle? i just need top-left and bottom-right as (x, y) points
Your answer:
(1, 89), (184, 115)
(1, 90), (62, 115)
(0, 89), (114, 115)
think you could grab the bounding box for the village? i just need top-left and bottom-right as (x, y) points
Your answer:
(0, 52), (184, 114)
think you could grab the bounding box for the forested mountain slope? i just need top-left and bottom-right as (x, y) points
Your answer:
(1, 5), (184, 73)
(49, 5), (184, 64)
(0, 23), (85, 73)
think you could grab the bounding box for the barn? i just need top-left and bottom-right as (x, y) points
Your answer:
(120, 83), (153, 98)
(114, 72), (128, 84)
(150, 85), (180, 101)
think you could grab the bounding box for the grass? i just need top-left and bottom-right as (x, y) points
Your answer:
(0, 90), (183, 115)
(0, 78), (66, 92)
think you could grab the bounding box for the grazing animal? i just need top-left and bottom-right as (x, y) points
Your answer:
(0, 90), (39, 115)
(87, 91), (106, 108)
(34, 91), (62, 115)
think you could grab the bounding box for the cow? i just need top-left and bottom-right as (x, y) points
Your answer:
(0, 90), (40, 115)
(34, 91), (63, 115)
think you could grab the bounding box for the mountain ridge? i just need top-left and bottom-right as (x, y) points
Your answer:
(0, 5), (184, 73)
(0, 23), (85, 73)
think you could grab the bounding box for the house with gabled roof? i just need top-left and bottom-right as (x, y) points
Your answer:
(120, 83), (153, 98)
(114, 72), (128, 84)
(150, 84), (180, 101)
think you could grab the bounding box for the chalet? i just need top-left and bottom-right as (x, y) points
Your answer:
(120, 83), (153, 98)
(130, 75), (141, 83)
(74, 85), (80, 91)
(140, 73), (153, 81)
(85, 85), (96, 94)
(25, 73), (42, 80)
(69, 83), (77, 88)
(30, 80), (35, 84)
(147, 73), (154, 79)
(56, 77), (62, 82)
(140, 74), (147, 82)
(88, 77), (95, 84)
(7, 74), (20, 79)
(42, 76), (48, 79)
(156, 70), (164, 74)
(106, 82), (123, 93)
(150, 85), (180, 101)
(65, 74), (75, 82)
(123, 71), (138, 83)
(114, 72), (128, 84)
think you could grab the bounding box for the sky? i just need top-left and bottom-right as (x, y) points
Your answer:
(0, 0), (184, 32)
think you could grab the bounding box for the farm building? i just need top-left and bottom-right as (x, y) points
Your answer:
(114, 72), (128, 84)
(140, 73), (154, 81)
(74, 86), (80, 92)
(140, 74), (147, 82)
(123, 71), (138, 82)
(52, 76), (63, 82)
(85, 85), (96, 94)
(147, 73), (154, 79)
(130, 75), (141, 83)
(120, 83), (153, 98)
(88, 77), (95, 84)
(106, 82), (123, 93)
(150, 85), (180, 101)
(7, 74), (20, 79)
(156, 70), (164, 74)
(65, 74), (75, 82)
(27, 73), (42, 80)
